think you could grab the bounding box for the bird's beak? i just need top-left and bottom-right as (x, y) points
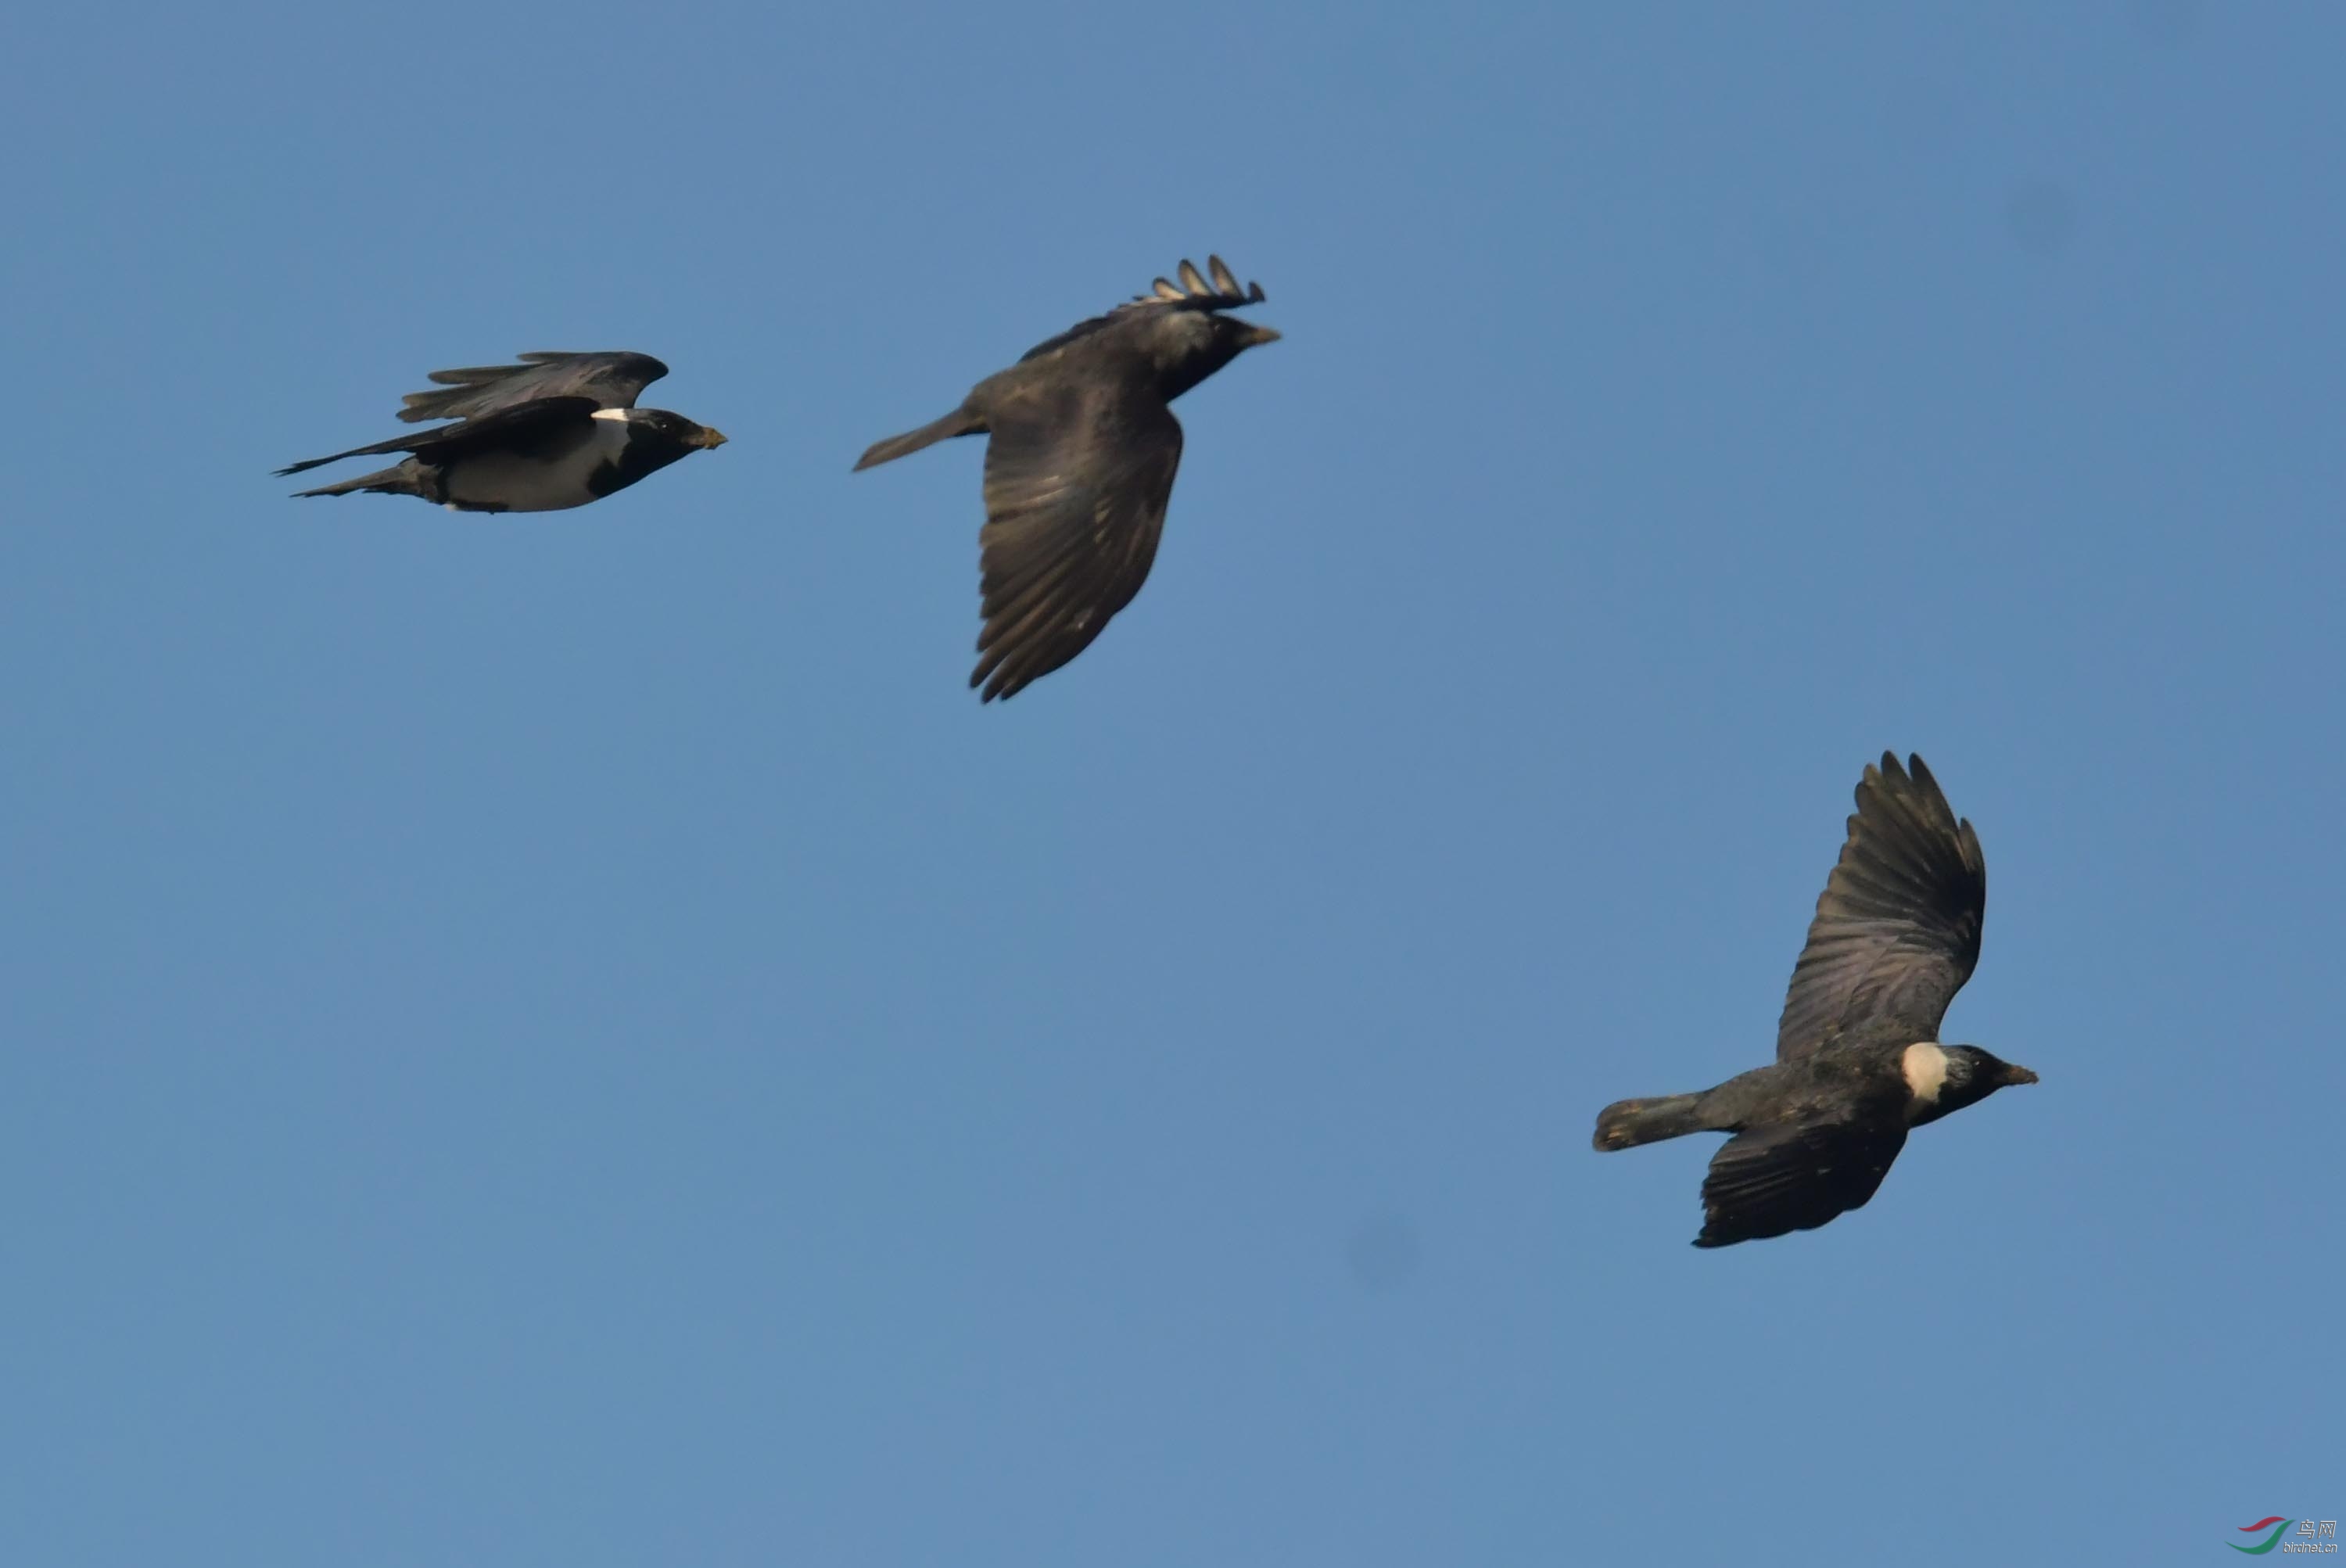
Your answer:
(694, 427), (729, 450)
(1241, 324), (1282, 348)
(2001, 1064), (2040, 1086)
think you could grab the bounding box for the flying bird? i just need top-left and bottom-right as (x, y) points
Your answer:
(1593, 753), (2036, 1248)
(277, 351), (725, 511)
(853, 255), (1280, 701)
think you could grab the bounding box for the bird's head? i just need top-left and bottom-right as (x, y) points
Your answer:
(630, 408), (728, 452)
(1213, 314), (1284, 354)
(1907, 1043), (2038, 1127)
(1123, 257), (1280, 396)
(593, 407), (728, 488)
(1146, 309), (1281, 398)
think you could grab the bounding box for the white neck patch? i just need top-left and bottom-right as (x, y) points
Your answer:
(589, 407), (634, 423)
(1903, 1042), (1950, 1107)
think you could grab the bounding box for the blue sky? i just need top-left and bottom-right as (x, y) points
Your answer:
(4, 2), (2341, 1563)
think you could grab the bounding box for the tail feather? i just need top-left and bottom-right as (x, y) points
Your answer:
(290, 461), (426, 501)
(853, 407), (985, 472)
(1593, 1093), (1713, 1151)
(277, 434), (425, 478)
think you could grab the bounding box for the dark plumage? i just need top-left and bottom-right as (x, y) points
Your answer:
(854, 255), (1280, 701)
(1593, 753), (2037, 1248)
(277, 351), (724, 511)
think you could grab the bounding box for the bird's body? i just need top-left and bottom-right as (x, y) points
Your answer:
(1594, 753), (2037, 1248)
(423, 411), (638, 511)
(854, 256), (1279, 701)
(278, 351), (725, 512)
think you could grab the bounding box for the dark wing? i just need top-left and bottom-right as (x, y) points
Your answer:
(395, 351), (668, 424)
(1776, 752), (1986, 1061)
(275, 398), (601, 476)
(969, 377), (1182, 701)
(1695, 1115), (1909, 1247)
(1018, 255), (1268, 364)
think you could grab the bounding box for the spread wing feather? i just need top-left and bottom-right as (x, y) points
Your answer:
(1019, 255), (1267, 364)
(396, 351), (669, 424)
(969, 379), (1182, 701)
(1695, 1117), (1909, 1247)
(1777, 753), (1985, 1060)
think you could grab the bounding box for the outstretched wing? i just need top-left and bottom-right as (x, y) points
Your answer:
(396, 351), (669, 424)
(1695, 1115), (1909, 1248)
(1018, 255), (1268, 364)
(1777, 752), (1986, 1060)
(275, 398), (601, 476)
(969, 377), (1182, 701)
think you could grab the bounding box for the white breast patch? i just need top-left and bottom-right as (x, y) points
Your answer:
(1902, 1042), (1950, 1108)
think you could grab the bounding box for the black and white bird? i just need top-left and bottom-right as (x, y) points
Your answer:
(278, 351), (725, 511)
(1593, 753), (2038, 1248)
(854, 256), (1279, 701)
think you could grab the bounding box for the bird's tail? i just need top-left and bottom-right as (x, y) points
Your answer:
(1593, 1093), (1714, 1151)
(289, 461), (427, 501)
(852, 407), (985, 472)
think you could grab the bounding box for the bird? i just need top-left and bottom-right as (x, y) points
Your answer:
(276, 351), (725, 511)
(853, 255), (1280, 701)
(1592, 752), (2037, 1248)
